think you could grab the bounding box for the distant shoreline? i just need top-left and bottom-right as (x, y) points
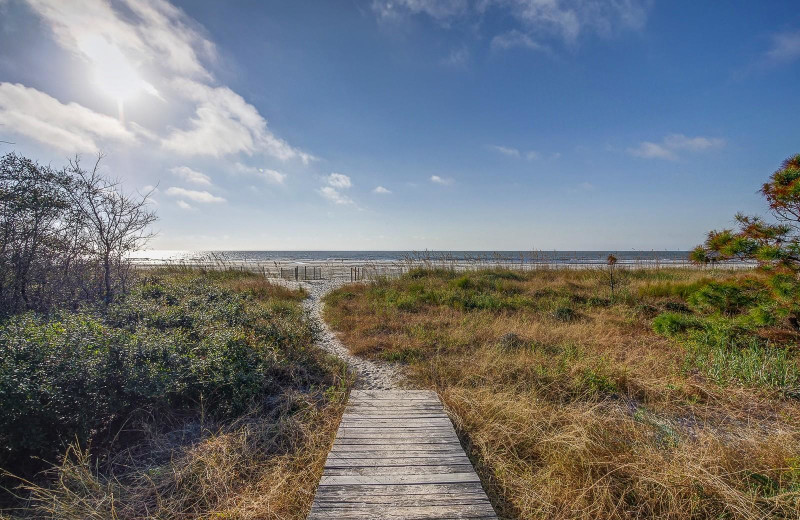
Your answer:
(131, 250), (755, 281)
(131, 249), (696, 264)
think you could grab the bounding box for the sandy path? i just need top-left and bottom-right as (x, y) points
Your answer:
(299, 279), (401, 390)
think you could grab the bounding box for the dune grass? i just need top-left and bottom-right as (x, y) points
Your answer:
(1, 268), (350, 519)
(323, 267), (800, 519)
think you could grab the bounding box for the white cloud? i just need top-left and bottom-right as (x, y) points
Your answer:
(170, 165), (212, 186)
(526, 150), (541, 160)
(430, 175), (454, 185)
(165, 186), (226, 203)
(483, 0), (651, 46)
(766, 30), (800, 63)
(491, 30), (547, 51)
(372, 0), (468, 22)
(162, 80), (313, 162)
(628, 133), (725, 160)
(327, 172), (352, 189)
(233, 162), (287, 184)
(443, 46), (470, 67)
(260, 168), (287, 184)
(25, 0), (214, 78)
(376, 0), (651, 51)
(662, 134), (725, 151)
(320, 186), (353, 205)
(373, 186), (392, 194)
(0, 82), (135, 153)
(628, 141), (676, 160)
(176, 200), (195, 210)
(319, 172), (354, 204)
(20, 0), (312, 163)
(489, 144), (520, 157)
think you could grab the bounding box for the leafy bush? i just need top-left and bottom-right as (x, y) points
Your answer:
(652, 312), (704, 336)
(0, 272), (316, 476)
(687, 280), (765, 316)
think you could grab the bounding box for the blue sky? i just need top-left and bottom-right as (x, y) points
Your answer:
(0, 0), (798, 251)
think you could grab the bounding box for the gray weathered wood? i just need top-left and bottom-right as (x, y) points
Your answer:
(307, 390), (497, 519)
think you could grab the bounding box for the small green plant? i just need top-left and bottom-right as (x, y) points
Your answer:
(579, 368), (618, 397)
(687, 280), (763, 316)
(652, 312), (703, 336)
(552, 305), (576, 322)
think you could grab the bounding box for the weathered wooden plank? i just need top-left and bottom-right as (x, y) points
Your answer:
(307, 390), (496, 519)
(324, 464), (476, 476)
(325, 460), (472, 468)
(319, 472), (481, 486)
(341, 416), (452, 422)
(314, 496), (490, 507)
(313, 483), (489, 501)
(331, 441), (463, 449)
(333, 435), (460, 442)
(349, 390), (436, 398)
(327, 449), (468, 458)
(332, 444), (463, 452)
(308, 504), (496, 519)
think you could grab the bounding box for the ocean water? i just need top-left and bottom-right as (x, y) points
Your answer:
(131, 250), (692, 265)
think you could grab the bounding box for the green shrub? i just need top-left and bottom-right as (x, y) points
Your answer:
(682, 318), (799, 389)
(0, 274), (316, 476)
(637, 279), (709, 299)
(579, 368), (618, 397)
(687, 280), (764, 316)
(652, 312), (703, 336)
(552, 306), (576, 322)
(451, 275), (474, 290)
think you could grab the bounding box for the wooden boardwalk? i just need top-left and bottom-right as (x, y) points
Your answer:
(308, 390), (497, 519)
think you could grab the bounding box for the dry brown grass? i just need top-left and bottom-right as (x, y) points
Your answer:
(324, 267), (800, 519)
(8, 393), (344, 520)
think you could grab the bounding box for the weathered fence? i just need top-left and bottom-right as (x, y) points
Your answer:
(280, 266), (322, 281)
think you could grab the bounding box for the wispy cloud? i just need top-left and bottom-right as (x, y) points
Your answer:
(234, 162), (286, 184)
(489, 144), (520, 157)
(176, 200), (195, 210)
(443, 45), (470, 67)
(371, 0), (468, 23)
(13, 0), (312, 163)
(765, 29), (800, 63)
(491, 30), (548, 52)
(170, 166), (212, 186)
(327, 172), (352, 189)
(373, 0), (651, 52)
(489, 145), (542, 160)
(483, 0), (651, 47)
(320, 186), (353, 205)
(430, 175), (454, 185)
(165, 186), (226, 203)
(373, 186), (391, 194)
(320, 173), (354, 204)
(162, 79), (313, 162)
(0, 82), (135, 153)
(628, 133), (725, 160)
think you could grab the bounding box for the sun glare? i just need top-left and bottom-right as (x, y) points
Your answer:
(77, 34), (157, 117)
